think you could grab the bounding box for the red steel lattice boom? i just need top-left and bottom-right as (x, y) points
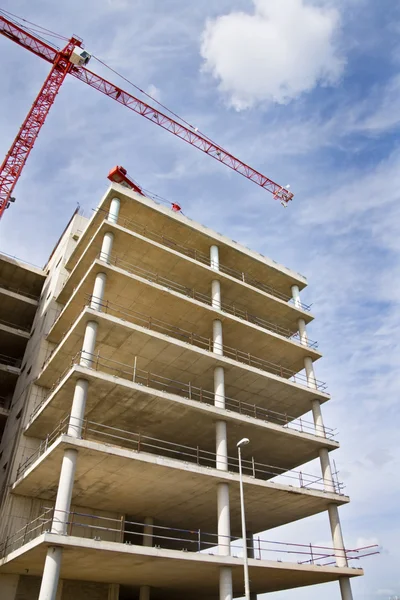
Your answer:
(0, 13), (294, 219)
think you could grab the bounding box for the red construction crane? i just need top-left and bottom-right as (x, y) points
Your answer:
(0, 13), (294, 219)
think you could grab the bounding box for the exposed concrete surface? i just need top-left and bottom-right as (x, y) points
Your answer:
(12, 436), (348, 536)
(26, 366), (338, 470)
(0, 533), (362, 598)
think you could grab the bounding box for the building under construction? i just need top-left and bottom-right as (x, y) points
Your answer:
(0, 183), (367, 600)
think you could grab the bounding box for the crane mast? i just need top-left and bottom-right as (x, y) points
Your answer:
(0, 13), (294, 219)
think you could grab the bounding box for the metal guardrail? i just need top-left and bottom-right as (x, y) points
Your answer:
(50, 296), (326, 392)
(0, 353), (21, 368)
(0, 282), (40, 301)
(0, 316), (31, 333)
(98, 252), (318, 349)
(0, 506), (379, 565)
(31, 351), (336, 439)
(95, 208), (311, 312)
(17, 415), (343, 493)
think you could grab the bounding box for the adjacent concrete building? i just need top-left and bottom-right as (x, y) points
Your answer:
(0, 185), (362, 599)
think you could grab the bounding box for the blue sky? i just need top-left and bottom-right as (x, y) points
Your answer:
(0, 0), (399, 598)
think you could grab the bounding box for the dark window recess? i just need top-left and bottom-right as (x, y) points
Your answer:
(46, 292), (51, 300)
(2, 462), (7, 471)
(55, 257), (62, 269)
(16, 409), (22, 420)
(30, 327), (35, 337)
(20, 363), (26, 374)
(0, 451), (3, 461)
(27, 367), (32, 376)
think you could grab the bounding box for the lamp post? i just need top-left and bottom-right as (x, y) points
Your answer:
(237, 437), (251, 600)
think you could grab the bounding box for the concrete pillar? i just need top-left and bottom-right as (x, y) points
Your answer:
(298, 318), (308, 346)
(90, 272), (107, 311)
(304, 356), (317, 389)
(219, 567), (233, 600)
(52, 449), (78, 535)
(38, 546), (63, 600)
(210, 243), (232, 600)
(291, 284), (302, 309)
(108, 584), (119, 600)
(100, 231), (114, 263)
(210, 245), (219, 270)
(320, 448), (335, 493)
(67, 379), (89, 438)
(214, 367), (225, 410)
(143, 517), (154, 547)
(217, 483), (231, 555)
(80, 320), (98, 368)
(213, 320), (223, 355)
(328, 504), (348, 567)
(108, 197), (120, 224)
(212, 279), (222, 310)
(339, 577), (354, 600)
(311, 399), (326, 437)
(139, 587), (150, 600)
(216, 421), (228, 470)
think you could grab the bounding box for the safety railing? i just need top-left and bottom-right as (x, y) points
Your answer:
(95, 207), (311, 311)
(0, 507), (379, 565)
(93, 252), (318, 349)
(31, 351), (336, 440)
(0, 353), (21, 368)
(16, 415), (343, 493)
(50, 296), (326, 392)
(0, 282), (40, 301)
(0, 316), (31, 333)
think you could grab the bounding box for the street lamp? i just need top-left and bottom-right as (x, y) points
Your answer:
(237, 437), (250, 600)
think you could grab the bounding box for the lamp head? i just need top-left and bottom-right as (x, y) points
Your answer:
(237, 437), (250, 448)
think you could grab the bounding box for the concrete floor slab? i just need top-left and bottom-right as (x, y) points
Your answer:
(51, 259), (320, 374)
(60, 219), (313, 333)
(37, 308), (329, 418)
(25, 365), (338, 472)
(66, 184), (308, 298)
(0, 533), (363, 598)
(12, 436), (348, 536)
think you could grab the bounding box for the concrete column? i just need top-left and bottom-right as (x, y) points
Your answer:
(143, 517), (154, 547)
(328, 504), (348, 567)
(108, 197), (120, 224)
(100, 231), (114, 263)
(38, 547), (63, 600)
(212, 279), (222, 310)
(298, 318), (308, 346)
(216, 421), (228, 470)
(304, 356), (317, 389)
(210, 245), (219, 270)
(108, 584), (119, 600)
(213, 320), (223, 355)
(320, 448), (335, 493)
(90, 272), (107, 311)
(214, 367), (225, 410)
(217, 483), (231, 555)
(339, 577), (354, 600)
(52, 449), (78, 535)
(80, 320), (98, 368)
(67, 379), (89, 438)
(139, 587), (150, 600)
(219, 567), (233, 600)
(210, 243), (232, 600)
(311, 399), (325, 437)
(291, 284), (302, 309)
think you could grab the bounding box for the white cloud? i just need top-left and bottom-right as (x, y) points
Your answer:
(200, 0), (345, 109)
